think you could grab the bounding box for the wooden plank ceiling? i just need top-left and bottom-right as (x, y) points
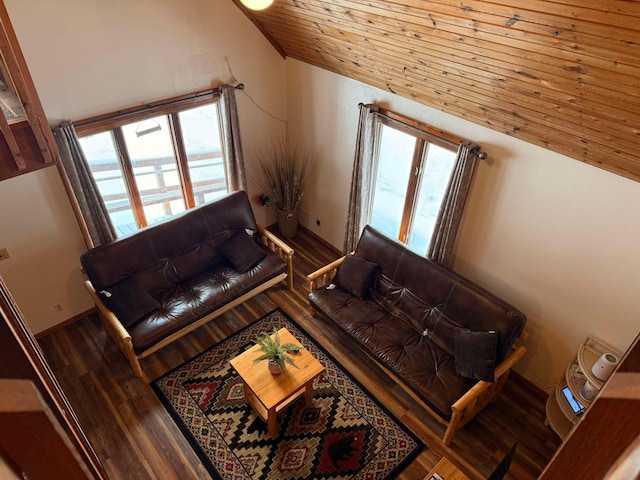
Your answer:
(235, 0), (640, 183)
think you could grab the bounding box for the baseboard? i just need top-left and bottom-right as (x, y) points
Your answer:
(266, 221), (342, 256)
(509, 369), (550, 401)
(298, 225), (342, 255)
(35, 307), (96, 339)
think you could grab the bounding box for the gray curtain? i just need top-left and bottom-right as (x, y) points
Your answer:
(427, 142), (479, 267)
(52, 121), (116, 248)
(219, 84), (247, 191)
(343, 104), (380, 253)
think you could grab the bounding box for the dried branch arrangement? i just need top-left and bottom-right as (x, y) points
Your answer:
(256, 141), (312, 211)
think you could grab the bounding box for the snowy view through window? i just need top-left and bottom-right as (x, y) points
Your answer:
(79, 104), (226, 237)
(370, 124), (456, 255)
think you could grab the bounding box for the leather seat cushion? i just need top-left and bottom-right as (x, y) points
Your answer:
(130, 251), (286, 353)
(310, 288), (474, 419)
(353, 226), (526, 363)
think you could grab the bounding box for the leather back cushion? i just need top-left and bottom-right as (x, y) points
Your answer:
(333, 255), (379, 298)
(354, 225), (526, 362)
(219, 230), (267, 273)
(81, 191), (258, 296)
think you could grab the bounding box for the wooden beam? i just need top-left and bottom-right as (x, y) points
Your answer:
(0, 105), (24, 170)
(0, 2), (53, 164)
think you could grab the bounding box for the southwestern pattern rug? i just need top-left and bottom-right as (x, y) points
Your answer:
(151, 308), (424, 479)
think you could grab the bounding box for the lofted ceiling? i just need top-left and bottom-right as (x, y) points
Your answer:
(234, 0), (640, 183)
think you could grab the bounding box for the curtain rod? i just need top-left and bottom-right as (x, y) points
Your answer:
(359, 103), (488, 159)
(75, 83), (245, 129)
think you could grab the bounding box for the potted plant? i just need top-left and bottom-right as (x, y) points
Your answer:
(255, 140), (312, 238)
(252, 328), (301, 374)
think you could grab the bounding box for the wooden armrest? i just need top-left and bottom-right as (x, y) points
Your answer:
(258, 224), (294, 289)
(307, 256), (346, 284)
(258, 225), (294, 257)
(85, 279), (145, 376)
(83, 280), (131, 342)
(451, 345), (527, 412)
(443, 343), (527, 445)
(495, 344), (527, 377)
(306, 255), (346, 315)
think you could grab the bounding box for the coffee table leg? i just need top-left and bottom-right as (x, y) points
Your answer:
(242, 383), (250, 401)
(305, 381), (314, 406)
(267, 407), (277, 436)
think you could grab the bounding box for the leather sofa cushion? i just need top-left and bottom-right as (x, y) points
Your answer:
(454, 330), (499, 382)
(309, 287), (474, 419)
(97, 275), (160, 328)
(130, 249), (286, 352)
(81, 191), (260, 294)
(219, 230), (267, 273)
(309, 225), (526, 418)
(353, 226), (526, 364)
(81, 191), (289, 353)
(332, 254), (378, 298)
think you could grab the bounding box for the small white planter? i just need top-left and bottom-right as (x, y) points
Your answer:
(268, 358), (282, 375)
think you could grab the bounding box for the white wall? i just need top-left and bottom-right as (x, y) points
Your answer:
(0, 167), (89, 333)
(2, 0), (637, 389)
(0, 0), (286, 333)
(287, 59), (640, 389)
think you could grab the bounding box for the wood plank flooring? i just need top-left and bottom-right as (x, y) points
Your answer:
(37, 227), (561, 479)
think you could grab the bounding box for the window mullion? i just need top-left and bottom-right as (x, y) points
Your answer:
(168, 113), (195, 209)
(398, 140), (424, 244)
(112, 127), (147, 228)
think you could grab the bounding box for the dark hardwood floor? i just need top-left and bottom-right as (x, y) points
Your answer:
(38, 227), (561, 479)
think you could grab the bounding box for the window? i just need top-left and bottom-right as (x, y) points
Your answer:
(369, 117), (457, 255)
(78, 99), (227, 237)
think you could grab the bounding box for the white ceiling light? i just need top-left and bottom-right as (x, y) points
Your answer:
(240, 0), (274, 10)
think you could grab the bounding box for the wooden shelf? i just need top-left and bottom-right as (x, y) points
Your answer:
(545, 391), (573, 439)
(576, 336), (621, 390)
(564, 361), (592, 407)
(554, 381), (581, 423)
(539, 333), (640, 480)
(546, 335), (622, 440)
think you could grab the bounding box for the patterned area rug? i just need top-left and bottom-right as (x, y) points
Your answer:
(151, 308), (424, 479)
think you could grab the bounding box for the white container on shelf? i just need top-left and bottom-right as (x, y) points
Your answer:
(591, 352), (619, 381)
(581, 380), (598, 401)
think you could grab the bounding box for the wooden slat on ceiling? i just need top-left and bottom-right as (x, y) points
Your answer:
(235, 0), (640, 182)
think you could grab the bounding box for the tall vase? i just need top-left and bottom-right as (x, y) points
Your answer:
(277, 207), (298, 238)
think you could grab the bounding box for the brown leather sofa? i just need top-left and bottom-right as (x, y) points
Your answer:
(81, 191), (293, 378)
(308, 225), (527, 445)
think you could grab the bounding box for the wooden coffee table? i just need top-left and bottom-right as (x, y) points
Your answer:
(229, 327), (325, 437)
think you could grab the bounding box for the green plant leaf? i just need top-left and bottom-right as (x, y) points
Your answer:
(251, 328), (300, 369)
(280, 343), (301, 353)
